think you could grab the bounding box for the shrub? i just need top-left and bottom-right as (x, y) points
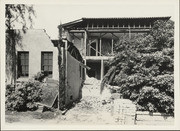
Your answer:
(34, 71), (48, 82)
(101, 20), (174, 114)
(6, 80), (43, 111)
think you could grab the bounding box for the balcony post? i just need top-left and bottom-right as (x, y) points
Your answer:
(101, 59), (104, 81)
(100, 37), (102, 56)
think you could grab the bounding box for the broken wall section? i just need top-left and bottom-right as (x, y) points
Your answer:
(65, 52), (85, 106)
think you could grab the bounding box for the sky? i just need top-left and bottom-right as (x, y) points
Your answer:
(32, 0), (176, 39)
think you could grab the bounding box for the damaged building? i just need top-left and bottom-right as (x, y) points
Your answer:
(6, 29), (86, 108)
(6, 17), (171, 110)
(59, 17), (170, 80)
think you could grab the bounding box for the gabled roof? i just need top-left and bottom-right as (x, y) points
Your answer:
(60, 16), (171, 29)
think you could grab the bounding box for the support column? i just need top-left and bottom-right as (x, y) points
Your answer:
(96, 40), (98, 56)
(101, 59), (104, 81)
(100, 38), (102, 56)
(128, 25), (131, 40)
(64, 40), (68, 105)
(111, 34), (114, 55)
(84, 31), (87, 78)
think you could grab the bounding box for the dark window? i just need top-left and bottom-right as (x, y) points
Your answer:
(41, 52), (53, 77)
(80, 65), (85, 80)
(18, 52), (29, 77)
(80, 65), (82, 78)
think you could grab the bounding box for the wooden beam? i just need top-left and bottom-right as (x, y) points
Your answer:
(70, 33), (81, 40)
(84, 31), (87, 77)
(100, 33), (107, 38)
(112, 34), (114, 55)
(69, 30), (85, 33)
(100, 38), (102, 56)
(96, 40), (98, 56)
(129, 27), (131, 40)
(111, 33), (119, 39)
(89, 40), (91, 56)
(88, 38), (98, 46)
(87, 23), (89, 29)
(64, 40), (68, 106)
(101, 59), (104, 81)
(69, 29), (150, 33)
(84, 56), (114, 60)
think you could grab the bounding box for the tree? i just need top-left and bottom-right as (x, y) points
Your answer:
(101, 20), (174, 114)
(5, 4), (36, 85)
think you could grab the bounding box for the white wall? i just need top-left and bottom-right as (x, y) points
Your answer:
(16, 29), (59, 80)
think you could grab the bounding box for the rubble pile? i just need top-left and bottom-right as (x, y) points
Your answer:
(82, 76), (101, 97)
(59, 76), (123, 124)
(80, 76), (113, 112)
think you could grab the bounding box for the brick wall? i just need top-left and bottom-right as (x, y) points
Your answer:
(135, 111), (174, 125)
(111, 99), (174, 125)
(112, 99), (136, 125)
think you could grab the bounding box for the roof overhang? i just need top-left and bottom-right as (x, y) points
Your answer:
(60, 16), (171, 30)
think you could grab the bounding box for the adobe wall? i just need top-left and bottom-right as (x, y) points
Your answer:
(15, 29), (59, 80)
(66, 52), (83, 105)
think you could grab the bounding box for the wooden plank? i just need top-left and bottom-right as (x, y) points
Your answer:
(111, 34), (114, 55)
(101, 59), (104, 81)
(100, 38), (102, 56)
(96, 40), (98, 56)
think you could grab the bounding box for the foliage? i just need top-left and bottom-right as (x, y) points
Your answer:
(6, 4), (36, 30)
(6, 80), (43, 111)
(101, 20), (174, 114)
(34, 71), (48, 82)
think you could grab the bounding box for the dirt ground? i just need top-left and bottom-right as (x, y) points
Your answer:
(5, 77), (118, 125)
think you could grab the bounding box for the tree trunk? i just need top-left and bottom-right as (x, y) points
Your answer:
(6, 30), (17, 86)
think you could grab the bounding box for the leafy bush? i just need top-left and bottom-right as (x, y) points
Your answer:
(34, 71), (48, 82)
(6, 80), (43, 111)
(101, 20), (174, 114)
